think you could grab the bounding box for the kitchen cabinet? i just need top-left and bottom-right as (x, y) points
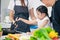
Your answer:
(1, 0), (10, 22)
(1, 0), (11, 28)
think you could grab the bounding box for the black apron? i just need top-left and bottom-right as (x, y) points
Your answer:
(11, 0), (30, 32)
(52, 0), (60, 35)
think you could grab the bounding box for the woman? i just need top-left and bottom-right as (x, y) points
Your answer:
(8, 0), (30, 32)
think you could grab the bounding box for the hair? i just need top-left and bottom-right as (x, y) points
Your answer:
(36, 5), (49, 17)
(40, 0), (42, 1)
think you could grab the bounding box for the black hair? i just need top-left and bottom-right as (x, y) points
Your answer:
(36, 5), (49, 17)
(40, 0), (42, 1)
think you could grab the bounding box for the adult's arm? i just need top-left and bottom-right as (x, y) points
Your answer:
(29, 8), (36, 20)
(28, 0), (36, 20)
(8, 0), (15, 23)
(9, 10), (15, 22)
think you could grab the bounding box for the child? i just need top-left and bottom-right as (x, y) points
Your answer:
(18, 5), (51, 29)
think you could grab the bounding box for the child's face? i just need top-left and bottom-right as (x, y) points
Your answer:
(36, 10), (46, 20)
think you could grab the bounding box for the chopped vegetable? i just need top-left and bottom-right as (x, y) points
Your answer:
(0, 24), (2, 32)
(5, 37), (12, 40)
(45, 26), (52, 33)
(49, 30), (58, 38)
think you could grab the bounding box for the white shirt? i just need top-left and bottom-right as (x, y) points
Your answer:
(36, 16), (51, 28)
(8, 0), (28, 10)
(28, 0), (52, 18)
(28, 0), (45, 17)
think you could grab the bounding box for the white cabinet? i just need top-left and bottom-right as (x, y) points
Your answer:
(1, 0), (11, 28)
(1, 0), (10, 22)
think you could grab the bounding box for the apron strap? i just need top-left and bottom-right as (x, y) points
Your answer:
(14, 0), (28, 6)
(20, 0), (25, 6)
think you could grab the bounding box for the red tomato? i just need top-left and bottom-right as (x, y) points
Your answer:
(52, 37), (58, 40)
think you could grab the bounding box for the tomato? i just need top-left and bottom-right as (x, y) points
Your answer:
(52, 37), (58, 40)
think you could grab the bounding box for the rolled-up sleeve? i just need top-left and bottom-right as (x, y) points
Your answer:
(8, 0), (14, 10)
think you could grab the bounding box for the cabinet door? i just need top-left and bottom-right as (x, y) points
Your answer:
(1, 0), (10, 22)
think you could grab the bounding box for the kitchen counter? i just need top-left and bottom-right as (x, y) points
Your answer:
(0, 34), (60, 40)
(0, 36), (6, 40)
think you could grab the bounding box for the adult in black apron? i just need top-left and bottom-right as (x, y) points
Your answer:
(11, 0), (30, 32)
(51, 0), (60, 35)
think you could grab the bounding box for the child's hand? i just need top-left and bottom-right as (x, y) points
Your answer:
(15, 17), (18, 21)
(18, 18), (22, 21)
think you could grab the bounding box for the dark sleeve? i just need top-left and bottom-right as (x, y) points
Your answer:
(53, 0), (60, 24)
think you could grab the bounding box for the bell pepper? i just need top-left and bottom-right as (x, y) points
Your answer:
(7, 34), (19, 40)
(52, 37), (58, 40)
(49, 30), (58, 38)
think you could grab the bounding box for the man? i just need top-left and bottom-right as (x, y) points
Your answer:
(41, 0), (60, 36)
